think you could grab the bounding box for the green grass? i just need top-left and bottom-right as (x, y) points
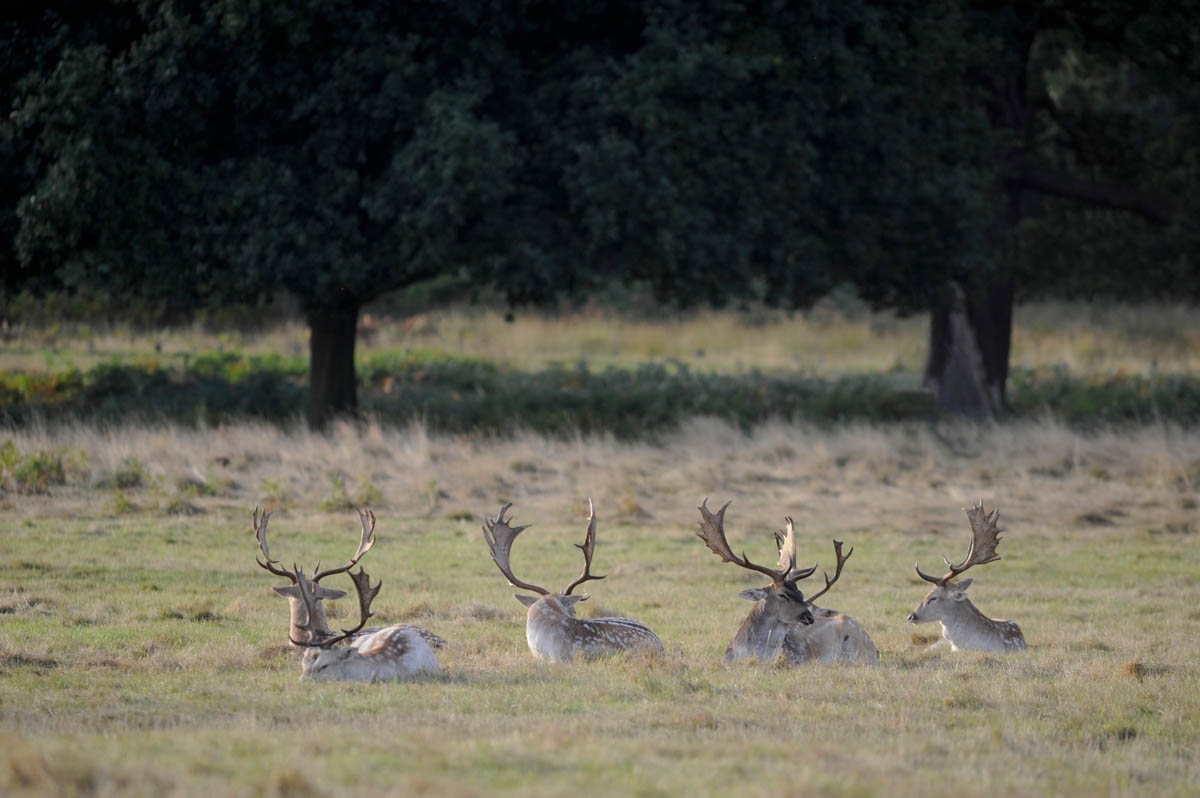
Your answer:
(1, 420), (1198, 796)
(5, 301), (1200, 433)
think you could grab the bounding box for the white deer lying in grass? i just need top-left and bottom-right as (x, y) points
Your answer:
(483, 500), (664, 662)
(907, 500), (1026, 653)
(289, 566), (441, 681)
(252, 506), (445, 680)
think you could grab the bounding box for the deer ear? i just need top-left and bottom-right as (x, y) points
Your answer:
(314, 587), (348, 600)
(514, 594), (540, 608)
(952, 578), (973, 596)
(738, 588), (770, 602)
(272, 585), (300, 598)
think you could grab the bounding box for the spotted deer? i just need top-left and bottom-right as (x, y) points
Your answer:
(697, 498), (875, 664)
(907, 500), (1026, 652)
(483, 500), (664, 662)
(252, 506), (445, 653)
(287, 564), (440, 681)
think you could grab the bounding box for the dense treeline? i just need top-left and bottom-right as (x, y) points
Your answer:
(2, 1), (1196, 428)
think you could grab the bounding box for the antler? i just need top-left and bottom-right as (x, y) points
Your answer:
(483, 503), (550, 596)
(697, 499), (816, 586)
(312, 507), (377, 582)
(289, 565), (379, 648)
(252, 507), (297, 582)
(916, 499), (1005, 585)
(804, 539), (853, 604)
(564, 498), (607, 595)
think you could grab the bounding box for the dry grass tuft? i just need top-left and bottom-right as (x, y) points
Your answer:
(1121, 660), (1172, 680)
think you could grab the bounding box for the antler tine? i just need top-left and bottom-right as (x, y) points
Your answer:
(289, 565), (379, 648)
(696, 498), (786, 584)
(564, 498), (607, 595)
(483, 503), (551, 596)
(805, 539), (853, 604)
(252, 507), (297, 581)
(774, 516), (819, 583)
(312, 507), (378, 582)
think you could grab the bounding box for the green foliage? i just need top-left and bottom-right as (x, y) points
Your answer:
(318, 472), (355, 513)
(8, 350), (1200, 440)
(0, 438), (85, 494)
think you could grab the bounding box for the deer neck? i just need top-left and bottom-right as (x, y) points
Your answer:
(288, 596), (332, 644)
(524, 595), (581, 662)
(727, 601), (790, 662)
(937, 596), (997, 648)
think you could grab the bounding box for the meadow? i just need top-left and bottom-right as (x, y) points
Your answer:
(1, 302), (1199, 796)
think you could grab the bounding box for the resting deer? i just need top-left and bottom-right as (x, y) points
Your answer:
(288, 564), (440, 681)
(907, 500), (1026, 652)
(697, 498), (876, 664)
(483, 500), (664, 662)
(252, 506), (445, 653)
(773, 516), (878, 664)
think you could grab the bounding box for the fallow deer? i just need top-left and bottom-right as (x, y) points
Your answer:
(483, 500), (664, 662)
(697, 498), (874, 664)
(252, 506), (445, 652)
(907, 500), (1026, 652)
(288, 564), (440, 681)
(773, 517), (879, 664)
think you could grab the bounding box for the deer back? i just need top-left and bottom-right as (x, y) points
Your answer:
(299, 626), (441, 681)
(520, 593), (663, 662)
(786, 606), (879, 663)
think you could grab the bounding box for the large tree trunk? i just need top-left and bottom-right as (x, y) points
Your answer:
(307, 300), (360, 431)
(923, 276), (1013, 420)
(924, 178), (1020, 420)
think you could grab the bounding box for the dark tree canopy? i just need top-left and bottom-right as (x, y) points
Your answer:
(4, 1), (1194, 427)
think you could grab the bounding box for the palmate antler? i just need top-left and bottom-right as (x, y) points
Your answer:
(697, 499), (817, 586)
(483, 503), (551, 596)
(252, 506), (377, 586)
(916, 499), (1005, 585)
(484, 499), (610, 596)
(289, 565), (380, 648)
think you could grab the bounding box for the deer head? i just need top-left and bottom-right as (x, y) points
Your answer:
(252, 506), (377, 645)
(482, 499), (606, 616)
(695, 498), (819, 629)
(285, 562), (387, 680)
(908, 500), (1005, 624)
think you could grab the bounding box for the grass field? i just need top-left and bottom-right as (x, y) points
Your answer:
(6, 299), (1200, 377)
(2, 414), (1198, 796)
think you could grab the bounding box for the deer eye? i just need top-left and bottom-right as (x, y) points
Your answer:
(927, 596), (938, 602)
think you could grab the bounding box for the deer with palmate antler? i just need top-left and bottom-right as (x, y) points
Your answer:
(697, 499), (876, 664)
(483, 500), (664, 662)
(252, 507), (445, 655)
(907, 500), (1026, 652)
(286, 562), (441, 681)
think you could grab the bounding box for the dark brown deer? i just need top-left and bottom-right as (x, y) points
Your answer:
(907, 500), (1026, 652)
(483, 499), (664, 662)
(287, 564), (441, 681)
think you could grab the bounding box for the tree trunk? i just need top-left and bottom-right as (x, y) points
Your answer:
(925, 273), (1015, 417)
(924, 171), (1021, 420)
(307, 300), (360, 431)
